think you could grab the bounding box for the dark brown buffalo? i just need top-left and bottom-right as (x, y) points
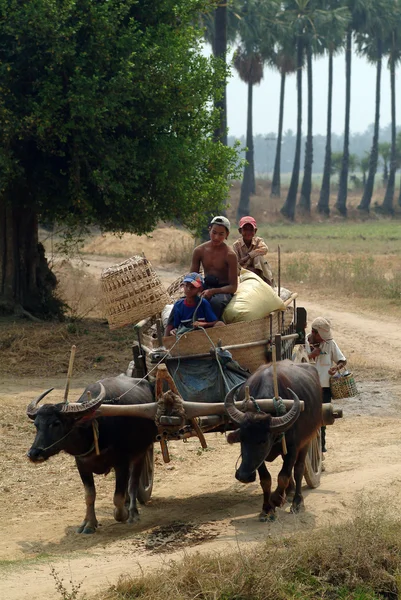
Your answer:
(26, 375), (157, 534)
(225, 360), (322, 521)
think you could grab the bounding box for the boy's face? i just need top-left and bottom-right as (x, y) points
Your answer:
(311, 328), (323, 344)
(209, 224), (229, 245)
(183, 281), (200, 298)
(239, 223), (256, 242)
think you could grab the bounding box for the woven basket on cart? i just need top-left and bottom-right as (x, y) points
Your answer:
(330, 370), (358, 399)
(101, 256), (170, 330)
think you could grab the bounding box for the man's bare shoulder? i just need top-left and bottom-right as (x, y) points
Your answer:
(193, 241), (211, 254)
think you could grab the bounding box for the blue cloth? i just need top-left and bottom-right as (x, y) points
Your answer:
(172, 298), (217, 329)
(167, 349), (249, 403)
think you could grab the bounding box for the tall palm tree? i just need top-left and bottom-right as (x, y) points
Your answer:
(380, 4), (401, 214)
(234, 47), (264, 218)
(335, 0), (372, 216)
(357, 0), (391, 212)
(270, 44), (296, 198)
(198, 2), (244, 144)
(317, 3), (350, 216)
(280, 1), (306, 221)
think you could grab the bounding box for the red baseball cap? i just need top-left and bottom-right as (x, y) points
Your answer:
(239, 216), (257, 229)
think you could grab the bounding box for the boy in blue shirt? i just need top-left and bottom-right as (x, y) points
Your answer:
(165, 273), (221, 336)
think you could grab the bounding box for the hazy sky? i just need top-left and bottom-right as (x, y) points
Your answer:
(225, 50), (401, 138)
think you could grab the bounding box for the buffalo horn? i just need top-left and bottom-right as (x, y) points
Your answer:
(224, 381), (246, 424)
(60, 383), (107, 415)
(26, 388), (55, 419)
(269, 388), (301, 433)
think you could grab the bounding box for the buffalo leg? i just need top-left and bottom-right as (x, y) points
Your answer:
(76, 462), (97, 534)
(290, 445), (308, 514)
(257, 463), (275, 522)
(271, 446), (298, 509)
(127, 452), (146, 523)
(113, 463), (130, 522)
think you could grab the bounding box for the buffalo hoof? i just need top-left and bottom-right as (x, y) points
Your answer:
(77, 522), (97, 534)
(114, 506), (129, 523)
(259, 510), (276, 523)
(271, 490), (285, 508)
(290, 501), (305, 514)
(128, 512), (140, 524)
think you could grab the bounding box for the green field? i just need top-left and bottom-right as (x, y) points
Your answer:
(257, 221), (401, 255)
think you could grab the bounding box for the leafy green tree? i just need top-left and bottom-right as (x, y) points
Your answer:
(0, 0), (240, 317)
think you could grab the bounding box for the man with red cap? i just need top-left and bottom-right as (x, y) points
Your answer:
(232, 216), (274, 286)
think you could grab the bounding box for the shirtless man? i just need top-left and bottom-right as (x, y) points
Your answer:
(190, 216), (238, 319)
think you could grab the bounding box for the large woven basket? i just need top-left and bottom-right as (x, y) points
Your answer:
(163, 307), (294, 373)
(330, 371), (358, 399)
(101, 256), (170, 329)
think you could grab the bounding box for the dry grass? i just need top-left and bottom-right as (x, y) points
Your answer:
(80, 227), (194, 265)
(0, 318), (134, 378)
(97, 498), (401, 600)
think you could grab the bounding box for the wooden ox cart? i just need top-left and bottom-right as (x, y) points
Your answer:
(118, 289), (342, 505)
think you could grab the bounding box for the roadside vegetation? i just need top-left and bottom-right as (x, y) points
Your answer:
(95, 500), (401, 600)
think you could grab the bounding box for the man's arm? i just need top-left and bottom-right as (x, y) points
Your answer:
(190, 245), (202, 273)
(248, 238), (268, 259)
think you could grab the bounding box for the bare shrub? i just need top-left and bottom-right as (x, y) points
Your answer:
(98, 499), (401, 600)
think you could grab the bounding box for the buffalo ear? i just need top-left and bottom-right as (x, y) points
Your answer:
(74, 410), (98, 426)
(227, 429), (241, 444)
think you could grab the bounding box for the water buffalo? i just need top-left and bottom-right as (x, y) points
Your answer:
(224, 360), (322, 521)
(27, 375), (157, 534)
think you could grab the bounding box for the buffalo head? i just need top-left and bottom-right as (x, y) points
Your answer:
(26, 385), (105, 462)
(225, 385), (301, 483)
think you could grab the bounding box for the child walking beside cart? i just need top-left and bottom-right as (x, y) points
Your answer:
(307, 317), (346, 452)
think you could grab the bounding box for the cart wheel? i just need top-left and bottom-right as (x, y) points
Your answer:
(304, 430), (322, 488)
(137, 444), (154, 504)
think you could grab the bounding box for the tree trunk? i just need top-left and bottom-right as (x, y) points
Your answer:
(299, 44), (313, 213)
(237, 82), (254, 219)
(0, 196), (60, 318)
(318, 50), (333, 216)
(271, 72), (286, 197)
(281, 38), (303, 221)
(383, 162), (388, 185)
(358, 41), (382, 212)
(213, 2), (227, 147)
(381, 55), (396, 214)
(335, 29), (352, 216)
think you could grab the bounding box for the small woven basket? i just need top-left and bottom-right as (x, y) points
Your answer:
(101, 256), (170, 329)
(330, 371), (358, 399)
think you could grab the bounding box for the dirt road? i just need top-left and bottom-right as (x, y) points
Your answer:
(1, 293), (401, 600)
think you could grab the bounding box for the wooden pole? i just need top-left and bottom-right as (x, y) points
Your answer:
(272, 345), (287, 455)
(64, 345), (76, 403)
